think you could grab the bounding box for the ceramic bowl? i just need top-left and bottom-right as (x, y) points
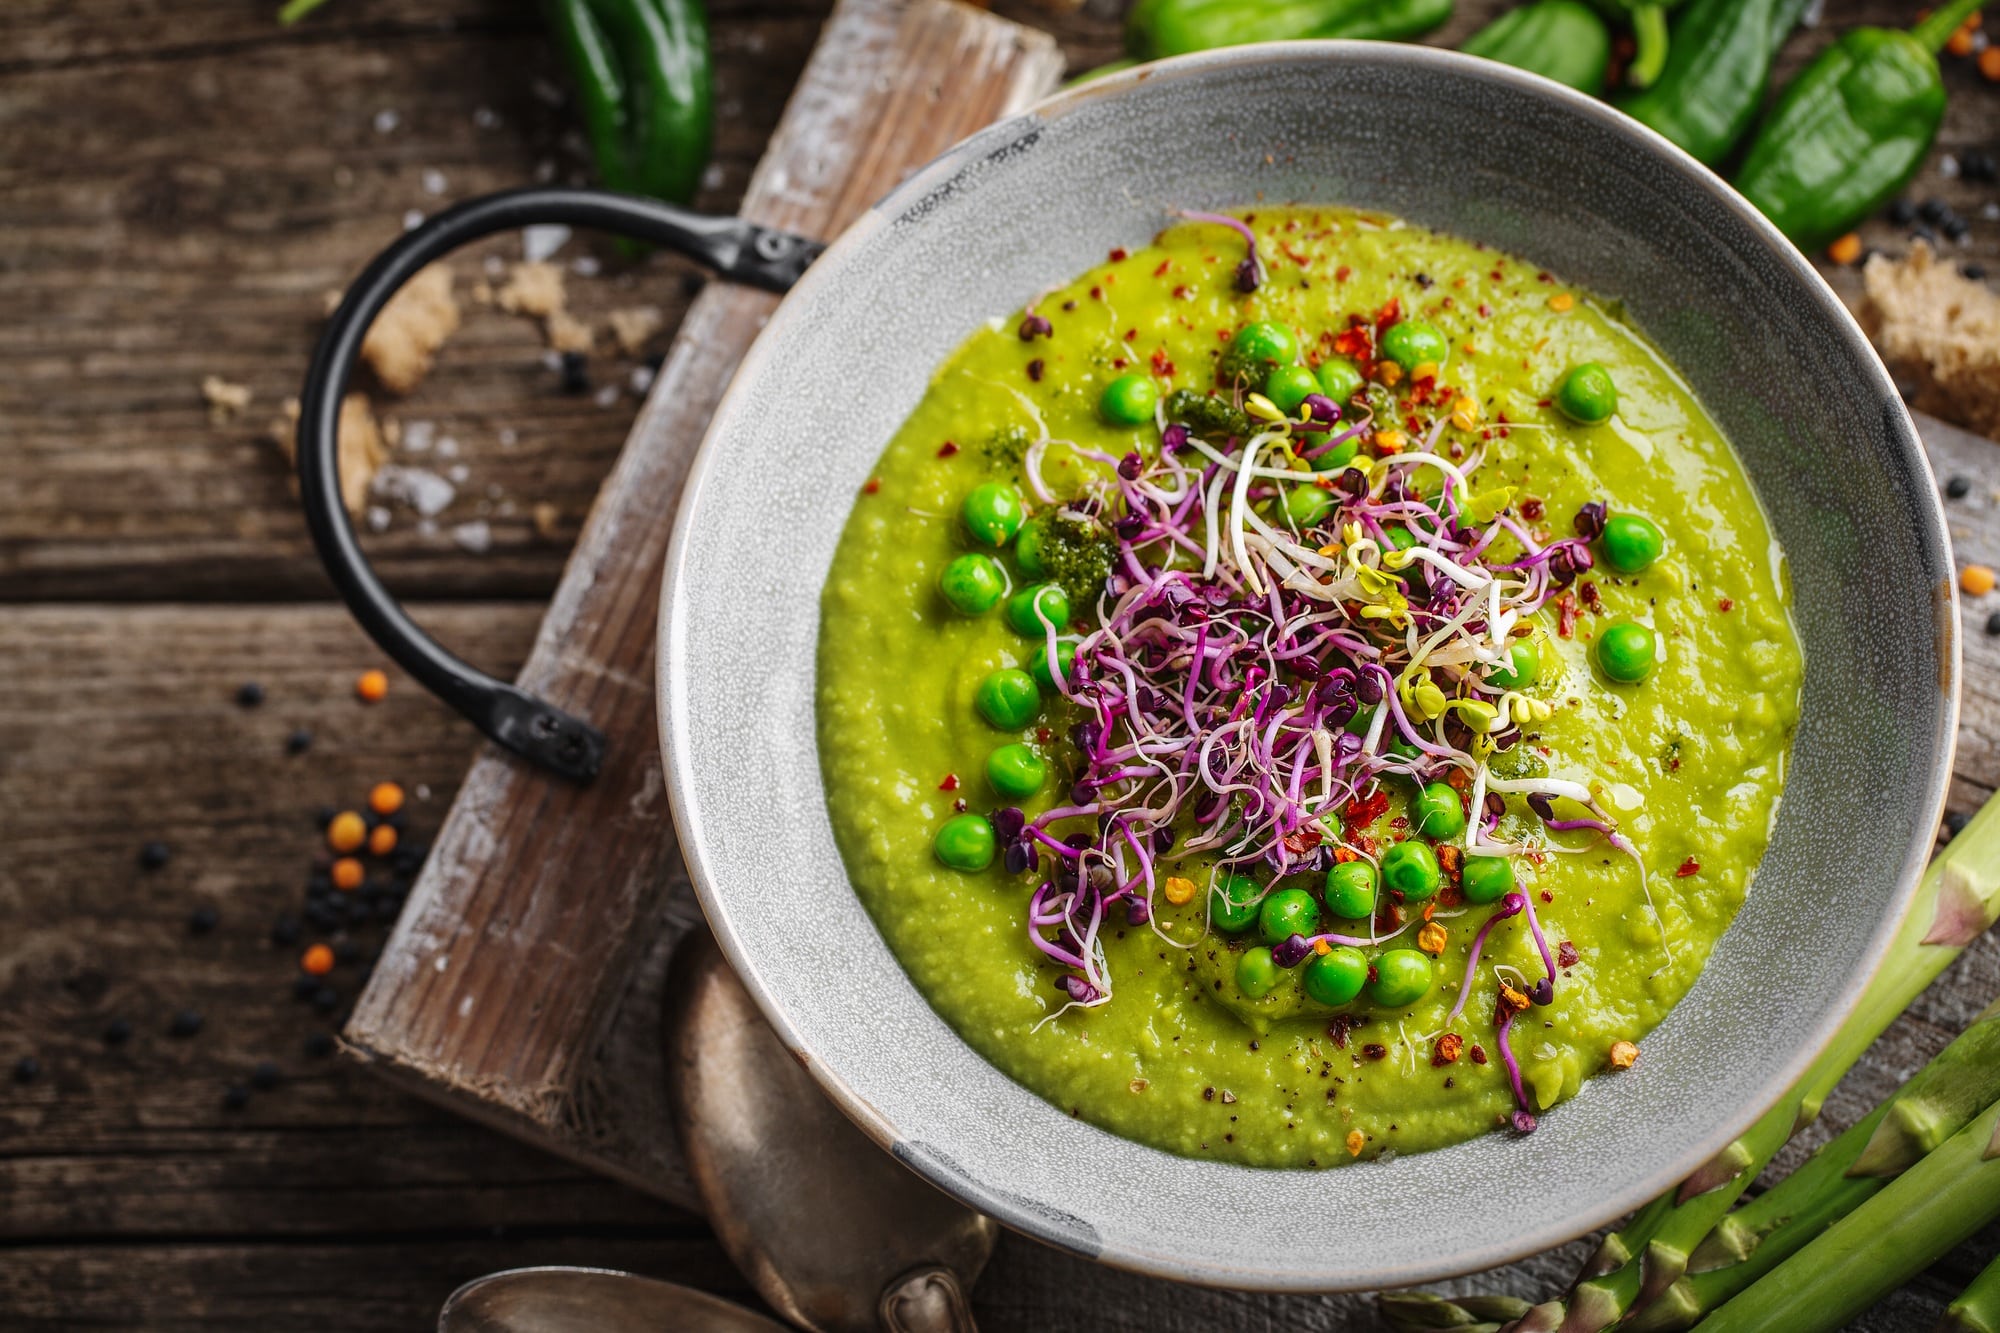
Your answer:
(660, 43), (1956, 1290)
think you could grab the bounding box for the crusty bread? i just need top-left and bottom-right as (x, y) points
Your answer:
(1859, 242), (2000, 442)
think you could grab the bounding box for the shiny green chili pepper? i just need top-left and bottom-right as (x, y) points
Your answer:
(1126, 0), (1452, 61)
(1462, 0), (1611, 95)
(1733, 0), (1981, 252)
(1616, 0), (1775, 165)
(1583, 0), (1685, 88)
(545, 0), (713, 205)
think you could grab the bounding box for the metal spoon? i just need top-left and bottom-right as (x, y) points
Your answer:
(439, 1266), (789, 1333)
(665, 929), (997, 1332)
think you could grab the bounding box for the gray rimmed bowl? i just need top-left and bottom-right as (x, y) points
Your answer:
(660, 43), (1956, 1291)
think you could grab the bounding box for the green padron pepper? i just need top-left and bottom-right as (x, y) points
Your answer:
(1734, 0), (1982, 251)
(545, 0), (713, 205)
(1126, 0), (1453, 62)
(1462, 0), (1611, 95)
(1583, 0), (1685, 88)
(1615, 0), (1775, 165)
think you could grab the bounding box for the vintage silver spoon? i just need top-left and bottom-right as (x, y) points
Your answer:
(665, 929), (997, 1333)
(438, 1266), (789, 1332)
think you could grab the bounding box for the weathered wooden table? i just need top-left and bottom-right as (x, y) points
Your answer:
(3, 2), (1998, 1328)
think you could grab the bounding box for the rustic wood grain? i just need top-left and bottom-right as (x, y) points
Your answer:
(343, 0), (1066, 1207)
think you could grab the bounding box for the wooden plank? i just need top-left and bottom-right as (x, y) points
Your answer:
(343, 0), (1065, 1209)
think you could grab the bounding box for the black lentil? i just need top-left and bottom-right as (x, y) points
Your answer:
(271, 914), (302, 947)
(1913, 224), (1940, 246)
(138, 841), (171, 871)
(558, 350), (590, 395)
(1986, 611), (2000, 637)
(1947, 475), (1972, 499)
(1966, 264), (1989, 282)
(1963, 151), (1997, 185)
(1943, 216), (1970, 243)
(167, 1009), (204, 1038)
(103, 1018), (133, 1045)
(235, 681), (265, 707)
(187, 905), (220, 935)
(250, 1060), (282, 1090)
(222, 1084), (251, 1110)
(1889, 197), (1917, 225)
(13, 1055), (40, 1083)
(286, 728), (314, 756)
(1919, 197), (1951, 225)
(292, 976), (320, 1002)
(311, 986), (340, 1013)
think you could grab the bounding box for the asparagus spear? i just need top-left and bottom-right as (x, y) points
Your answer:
(1696, 1095), (2000, 1333)
(1379, 1290), (1533, 1332)
(1497, 799), (2000, 1333)
(1940, 1250), (2000, 1333)
(1627, 997), (2000, 1330)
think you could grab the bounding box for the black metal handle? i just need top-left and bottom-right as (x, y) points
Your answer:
(298, 186), (822, 782)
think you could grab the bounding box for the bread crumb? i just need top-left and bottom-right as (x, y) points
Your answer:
(546, 309), (594, 355)
(201, 375), (252, 423)
(362, 263), (461, 395)
(496, 261), (567, 319)
(1860, 242), (2000, 440)
(607, 305), (666, 356)
(266, 394), (388, 516)
(532, 502), (562, 542)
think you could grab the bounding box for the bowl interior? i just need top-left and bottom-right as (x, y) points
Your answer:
(662, 45), (1954, 1290)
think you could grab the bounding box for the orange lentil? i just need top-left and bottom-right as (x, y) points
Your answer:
(356, 669), (389, 703)
(1417, 922), (1449, 955)
(326, 810), (367, 853)
(1827, 232), (1863, 266)
(1981, 45), (2000, 80)
(1948, 15), (1979, 56)
(301, 943), (335, 976)
(368, 824), (398, 857)
(1963, 564), (1997, 596)
(1609, 1040), (1640, 1070)
(369, 781), (405, 816)
(1547, 292), (1574, 312)
(1345, 1129), (1366, 1157)
(1312, 938), (1332, 955)
(1375, 430), (1407, 454)
(1377, 362), (1404, 387)
(1163, 876), (1196, 906)
(331, 857), (364, 892)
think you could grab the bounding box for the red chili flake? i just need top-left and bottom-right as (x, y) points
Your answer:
(936, 440), (959, 458)
(1089, 285), (1103, 301)
(1579, 580), (1603, 613)
(1061, 299), (1077, 312)
(1432, 1033), (1464, 1067)
(1027, 359), (1044, 382)
(1282, 826), (1324, 856)
(952, 799), (968, 813)
(1172, 284), (1191, 300)
(1718, 598), (1735, 612)
(1344, 786), (1390, 833)
(1150, 348), (1177, 378)
(1335, 265), (1353, 282)
(1477, 303), (1492, 319)
(1555, 593), (1579, 639)
(1112, 358), (1128, 370)
(1520, 496), (1545, 521)
(1558, 941), (1580, 969)
(1279, 241), (1309, 267)
(1361, 1043), (1388, 1062)
(1326, 1014), (1364, 1048)
(938, 773), (960, 791)
(1470, 1044), (1489, 1065)
(1375, 901), (1405, 932)
(1541, 890), (1553, 903)
(1035, 727), (1052, 744)
(862, 477), (881, 495)
(1152, 259), (1171, 277)
(1373, 298), (1402, 342)
(1124, 328), (1138, 342)
(1676, 858), (1701, 878)
(1109, 247), (1128, 262)
(1537, 271), (1554, 283)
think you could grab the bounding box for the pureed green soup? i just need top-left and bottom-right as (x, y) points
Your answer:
(817, 207), (1803, 1168)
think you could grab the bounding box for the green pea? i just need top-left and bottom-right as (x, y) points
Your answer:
(1595, 620), (1659, 684)
(1366, 948), (1435, 1008)
(1228, 321), (1300, 376)
(961, 482), (1025, 548)
(1237, 947), (1281, 1000)
(1311, 436), (1360, 472)
(1015, 516), (1049, 578)
(986, 743), (1046, 799)
(1258, 887), (1321, 945)
(1379, 320), (1448, 372)
(1100, 373), (1160, 426)
(1211, 873), (1261, 934)
(1284, 483), (1336, 529)
(1461, 855), (1516, 905)
(1303, 945), (1369, 1006)
(1004, 583), (1071, 636)
(1487, 640), (1539, 691)
(973, 668), (1040, 730)
(1380, 840), (1441, 901)
(1600, 513), (1665, 575)
(1316, 357), (1364, 402)
(1264, 364), (1319, 415)
(939, 553), (1006, 616)
(1412, 782), (1466, 841)
(934, 813), (995, 871)
(1026, 639), (1078, 692)
(1324, 860), (1378, 919)
(1555, 362), (1618, 425)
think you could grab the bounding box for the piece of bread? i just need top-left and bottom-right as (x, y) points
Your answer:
(266, 393), (387, 516)
(1858, 241), (2000, 442)
(361, 263), (460, 395)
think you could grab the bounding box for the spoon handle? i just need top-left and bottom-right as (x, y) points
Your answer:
(879, 1266), (979, 1333)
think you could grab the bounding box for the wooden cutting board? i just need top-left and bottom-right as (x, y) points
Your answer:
(341, 0), (1064, 1208)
